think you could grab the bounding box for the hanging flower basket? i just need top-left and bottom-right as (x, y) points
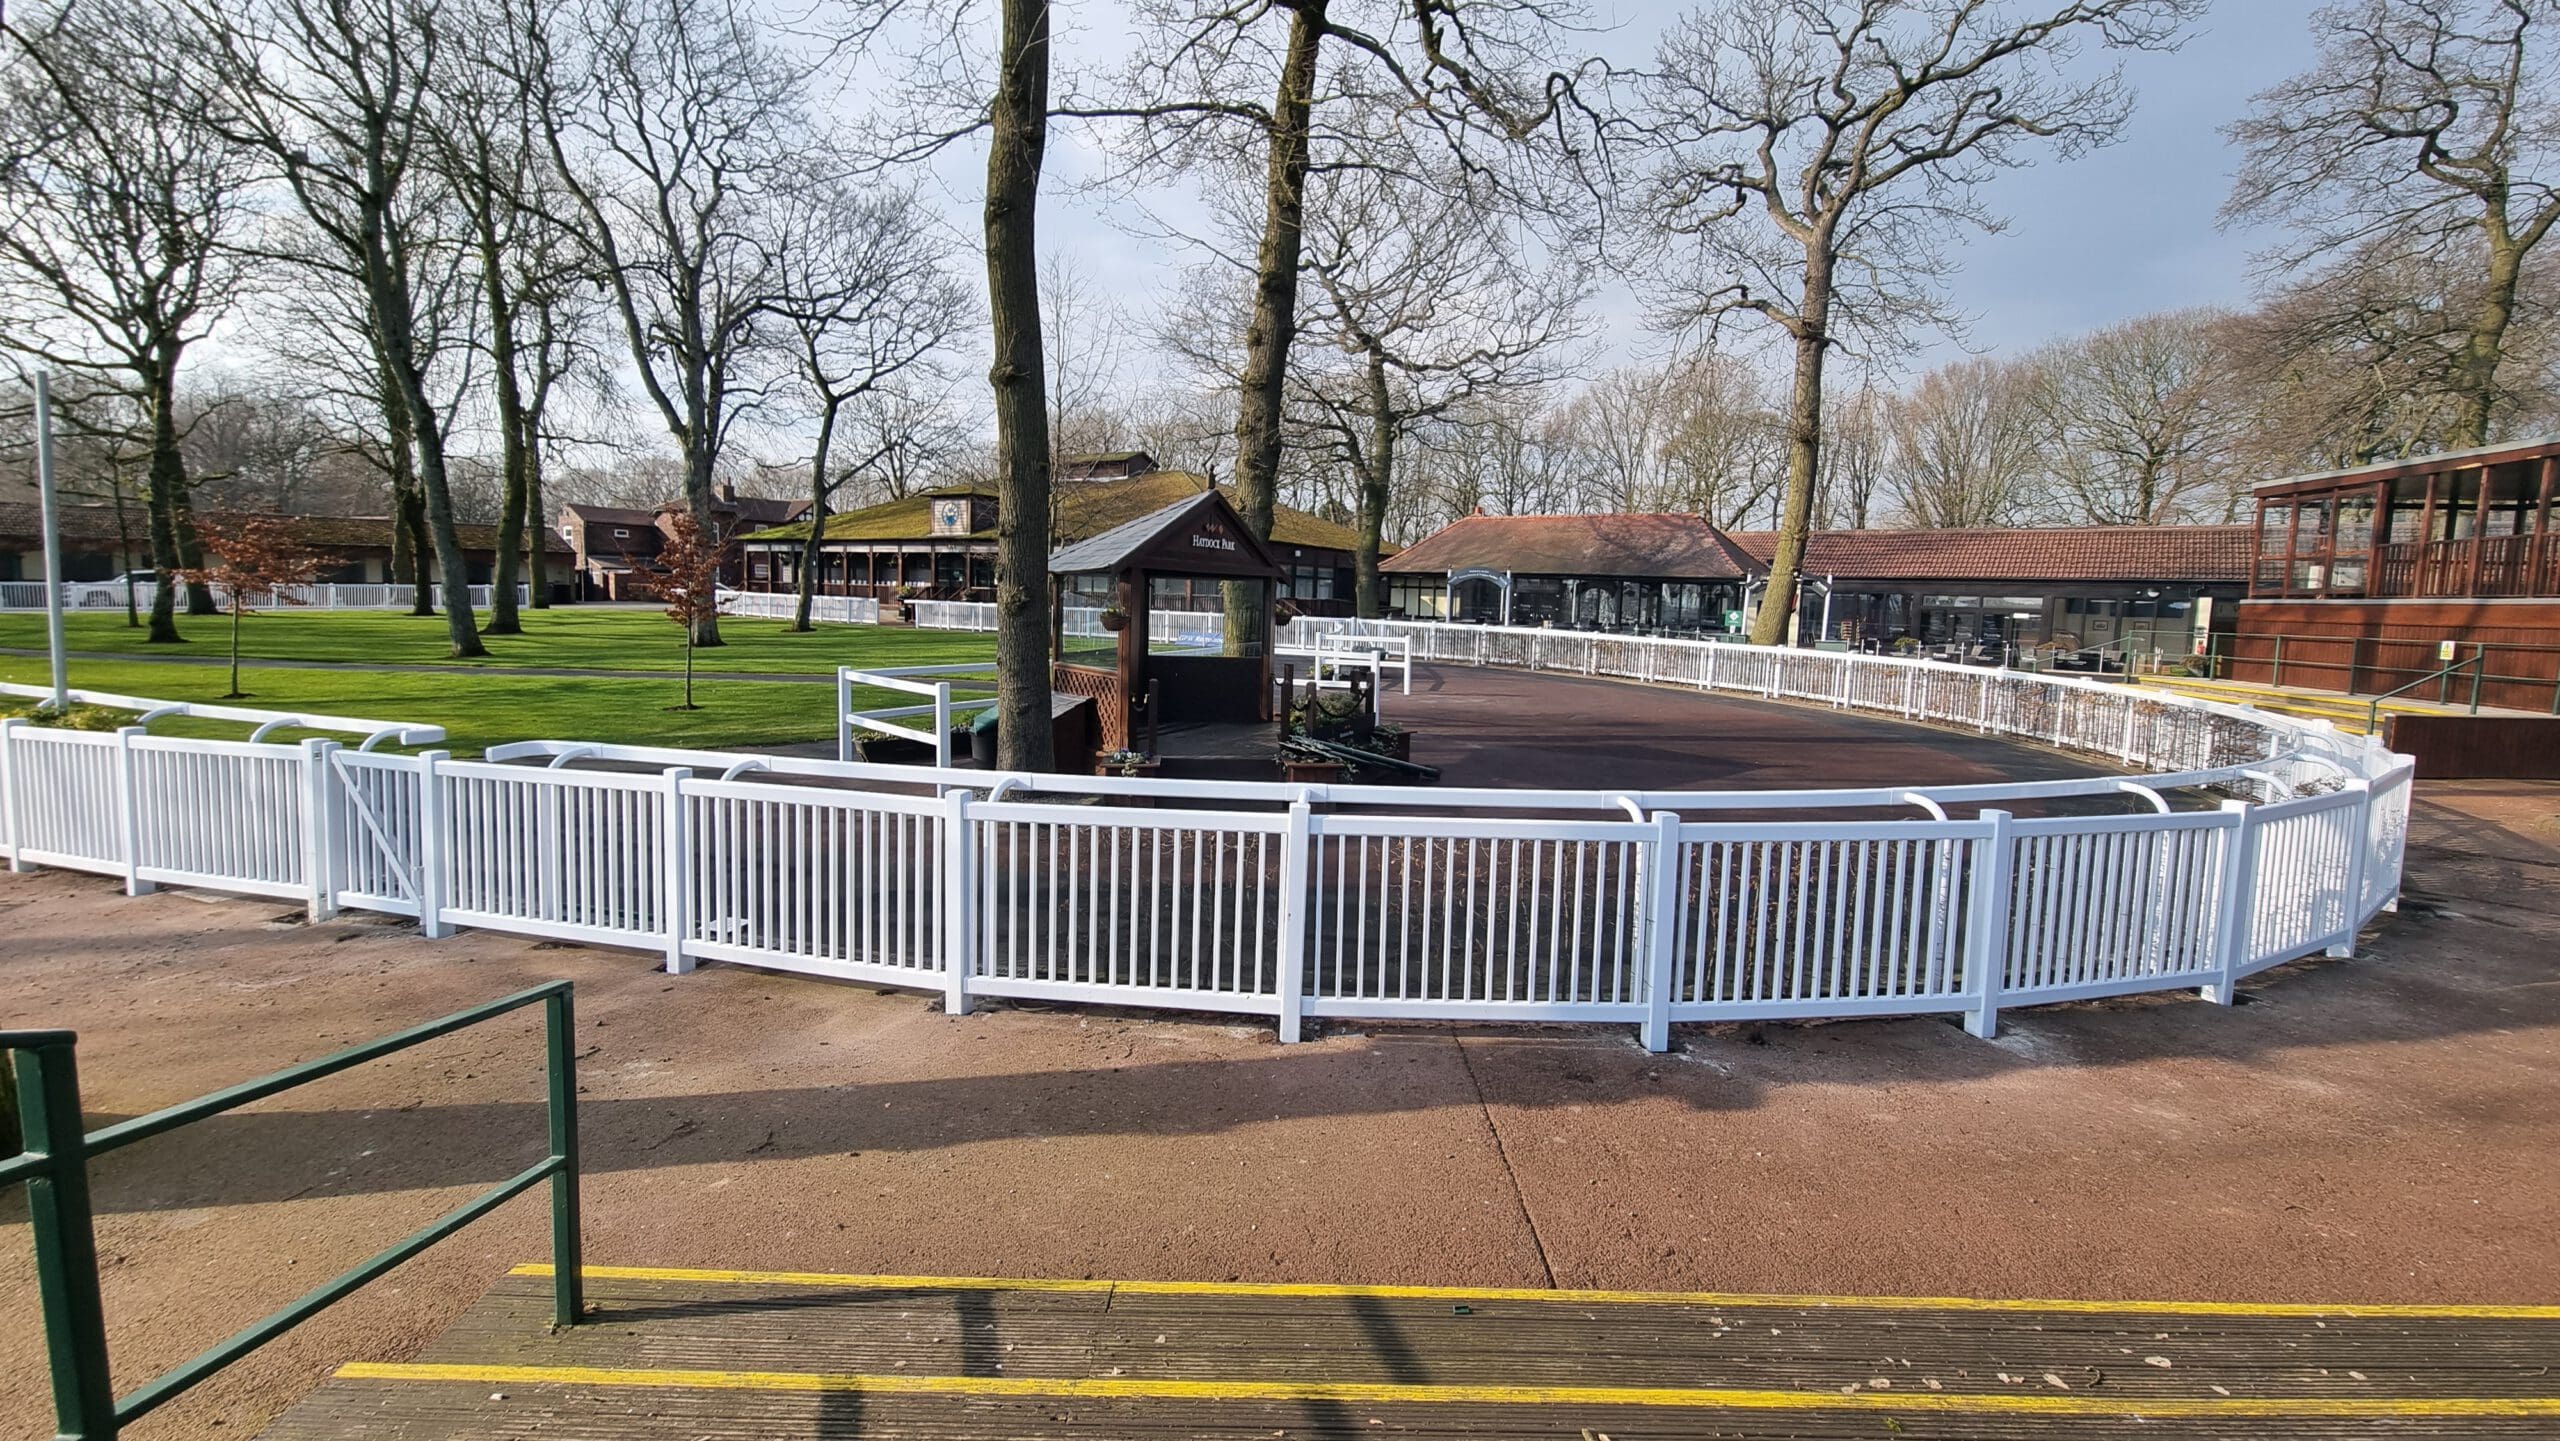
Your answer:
(1100, 608), (1130, 631)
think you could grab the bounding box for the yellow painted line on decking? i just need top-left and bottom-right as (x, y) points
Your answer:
(331, 1361), (2560, 1419)
(510, 1263), (2560, 1322)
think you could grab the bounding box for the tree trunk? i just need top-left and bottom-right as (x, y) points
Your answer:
(170, 479), (218, 615)
(360, 213), (485, 657)
(479, 221), (529, 636)
(1353, 348), (1393, 619)
(793, 402), (839, 632)
(141, 357), (188, 644)
(375, 339), (435, 616)
(986, 0), (1054, 774)
(1228, 0), (1325, 545)
(523, 402), (551, 608)
(682, 441), (724, 647)
(1750, 259), (1832, 648)
(2450, 227), (2524, 449)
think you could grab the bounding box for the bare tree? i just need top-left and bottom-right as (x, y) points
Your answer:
(1636, 0), (2202, 645)
(1657, 353), (1788, 527)
(1289, 144), (1583, 614)
(185, 0), (491, 656)
(2031, 307), (2239, 523)
(1068, 0), (1598, 564)
(529, 0), (856, 646)
(2227, 0), (2559, 448)
(0, 0), (257, 641)
(767, 169), (974, 631)
(1817, 376), (1892, 530)
(1040, 250), (1132, 463)
(1884, 357), (2042, 528)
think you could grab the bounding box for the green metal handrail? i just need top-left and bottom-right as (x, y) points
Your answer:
(2366, 653), (2487, 735)
(2, 981), (584, 1440)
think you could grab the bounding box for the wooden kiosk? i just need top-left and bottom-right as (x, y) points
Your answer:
(1049, 489), (1284, 764)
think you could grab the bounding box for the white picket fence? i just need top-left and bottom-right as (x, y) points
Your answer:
(716, 588), (881, 625)
(0, 626), (2415, 1050)
(909, 600), (1228, 647)
(0, 581), (527, 612)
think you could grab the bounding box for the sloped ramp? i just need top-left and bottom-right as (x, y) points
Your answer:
(260, 1264), (2560, 1439)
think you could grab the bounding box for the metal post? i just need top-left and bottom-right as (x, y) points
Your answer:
(1962, 810), (2014, 1039)
(543, 989), (585, 1328)
(2469, 646), (2484, 714)
(33, 373), (70, 711)
(14, 1037), (119, 1440)
(661, 768), (692, 974)
(1275, 800), (1311, 1044)
(2272, 633), (2284, 688)
(2203, 799), (2256, 1004)
(1640, 811), (1680, 1053)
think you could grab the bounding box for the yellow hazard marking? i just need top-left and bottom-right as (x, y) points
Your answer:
(334, 1362), (2560, 1419)
(509, 1263), (2560, 1322)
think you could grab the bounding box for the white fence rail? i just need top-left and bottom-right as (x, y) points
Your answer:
(716, 588), (880, 625)
(909, 599), (1227, 646)
(0, 626), (2416, 1050)
(0, 581), (527, 612)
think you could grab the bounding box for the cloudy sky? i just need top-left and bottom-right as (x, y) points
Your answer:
(987, 0), (2329, 389)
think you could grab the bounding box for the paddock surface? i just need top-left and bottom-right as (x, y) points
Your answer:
(0, 777), (2552, 1439)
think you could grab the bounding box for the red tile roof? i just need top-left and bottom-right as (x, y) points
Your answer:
(1725, 525), (2254, 585)
(1380, 512), (1762, 580)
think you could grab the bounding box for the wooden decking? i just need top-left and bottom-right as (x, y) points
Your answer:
(259, 1265), (2560, 1439)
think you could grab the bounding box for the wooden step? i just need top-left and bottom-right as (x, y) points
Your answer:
(256, 1264), (2560, 1439)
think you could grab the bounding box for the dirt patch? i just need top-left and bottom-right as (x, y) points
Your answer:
(0, 781), (2553, 1439)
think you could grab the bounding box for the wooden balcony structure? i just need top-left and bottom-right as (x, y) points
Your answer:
(2250, 439), (2560, 602)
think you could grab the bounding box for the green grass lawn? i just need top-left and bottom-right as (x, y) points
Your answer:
(0, 605), (989, 676)
(0, 608), (996, 755)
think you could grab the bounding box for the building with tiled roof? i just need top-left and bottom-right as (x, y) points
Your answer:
(1722, 525), (2253, 586)
(736, 458), (1378, 614)
(0, 501), (569, 592)
(1380, 511), (2252, 656)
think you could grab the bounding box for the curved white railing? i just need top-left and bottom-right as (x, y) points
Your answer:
(0, 631), (2411, 1050)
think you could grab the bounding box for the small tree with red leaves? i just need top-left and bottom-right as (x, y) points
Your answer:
(652, 511), (730, 710)
(182, 516), (325, 699)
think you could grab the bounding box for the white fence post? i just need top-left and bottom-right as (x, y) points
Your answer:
(1962, 810), (2014, 1039)
(835, 669), (852, 763)
(0, 718), (22, 872)
(655, 767), (696, 982)
(301, 739), (341, 922)
(2202, 799), (2256, 1004)
(662, 767), (693, 974)
(941, 788), (973, 1016)
(416, 750), (451, 938)
(1276, 800), (1311, 1043)
(1641, 811), (1680, 1053)
(114, 726), (152, 897)
(933, 681), (953, 772)
(2330, 780), (2371, 959)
